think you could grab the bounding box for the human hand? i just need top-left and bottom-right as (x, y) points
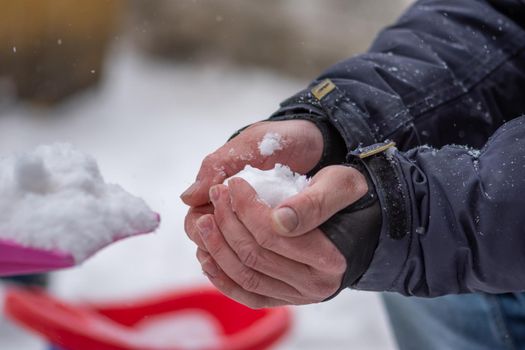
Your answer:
(195, 165), (368, 308)
(182, 119), (324, 249)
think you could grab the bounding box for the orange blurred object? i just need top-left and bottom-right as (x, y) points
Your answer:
(0, 0), (121, 103)
(5, 286), (292, 350)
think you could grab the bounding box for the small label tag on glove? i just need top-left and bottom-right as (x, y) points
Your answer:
(355, 141), (396, 159)
(311, 79), (336, 100)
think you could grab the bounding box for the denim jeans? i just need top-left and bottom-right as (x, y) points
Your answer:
(383, 292), (525, 350)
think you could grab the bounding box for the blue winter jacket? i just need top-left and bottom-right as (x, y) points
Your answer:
(270, 0), (525, 297)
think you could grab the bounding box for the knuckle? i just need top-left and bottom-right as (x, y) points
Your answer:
(346, 170), (368, 198)
(355, 178), (369, 197)
(213, 209), (227, 229)
(238, 244), (260, 269)
(221, 160), (238, 178)
(184, 217), (199, 243)
(230, 190), (247, 213)
(320, 251), (347, 275)
(312, 278), (340, 299)
(201, 154), (224, 178)
(255, 232), (275, 250)
(205, 237), (223, 257)
(183, 210), (193, 229)
(195, 248), (206, 262)
(183, 215), (193, 237)
(332, 254), (347, 275)
(202, 154), (217, 167)
(232, 189), (253, 210)
(239, 268), (261, 292)
(214, 278), (232, 295)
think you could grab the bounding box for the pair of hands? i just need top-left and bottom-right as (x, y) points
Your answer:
(181, 120), (368, 308)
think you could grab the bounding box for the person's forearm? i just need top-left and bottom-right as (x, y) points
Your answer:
(353, 116), (525, 296)
(271, 0), (525, 152)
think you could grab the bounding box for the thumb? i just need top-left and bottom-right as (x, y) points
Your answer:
(271, 165), (368, 237)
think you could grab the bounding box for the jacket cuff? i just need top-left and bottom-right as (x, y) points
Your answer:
(271, 79), (378, 151)
(350, 142), (413, 292)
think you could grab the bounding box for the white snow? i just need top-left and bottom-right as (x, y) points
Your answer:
(132, 311), (220, 349)
(226, 164), (309, 207)
(0, 143), (159, 262)
(258, 132), (283, 156)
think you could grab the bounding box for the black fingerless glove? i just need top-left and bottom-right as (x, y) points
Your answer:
(321, 141), (400, 300)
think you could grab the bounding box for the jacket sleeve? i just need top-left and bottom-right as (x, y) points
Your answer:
(271, 0), (525, 153)
(353, 116), (525, 296)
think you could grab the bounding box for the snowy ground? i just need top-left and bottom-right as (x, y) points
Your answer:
(0, 45), (396, 350)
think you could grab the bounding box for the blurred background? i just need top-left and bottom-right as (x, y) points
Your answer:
(0, 0), (412, 349)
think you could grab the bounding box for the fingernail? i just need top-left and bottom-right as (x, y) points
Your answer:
(181, 181), (200, 200)
(202, 259), (219, 278)
(209, 186), (220, 202)
(196, 216), (212, 238)
(272, 207), (298, 234)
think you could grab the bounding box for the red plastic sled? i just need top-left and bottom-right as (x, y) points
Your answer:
(5, 287), (292, 350)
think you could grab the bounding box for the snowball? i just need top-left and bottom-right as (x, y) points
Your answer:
(225, 164), (309, 208)
(258, 132), (283, 156)
(0, 143), (159, 262)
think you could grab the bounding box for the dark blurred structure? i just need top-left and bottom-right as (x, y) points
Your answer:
(0, 0), (410, 105)
(2, 274), (47, 288)
(128, 0), (410, 78)
(0, 0), (121, 104)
